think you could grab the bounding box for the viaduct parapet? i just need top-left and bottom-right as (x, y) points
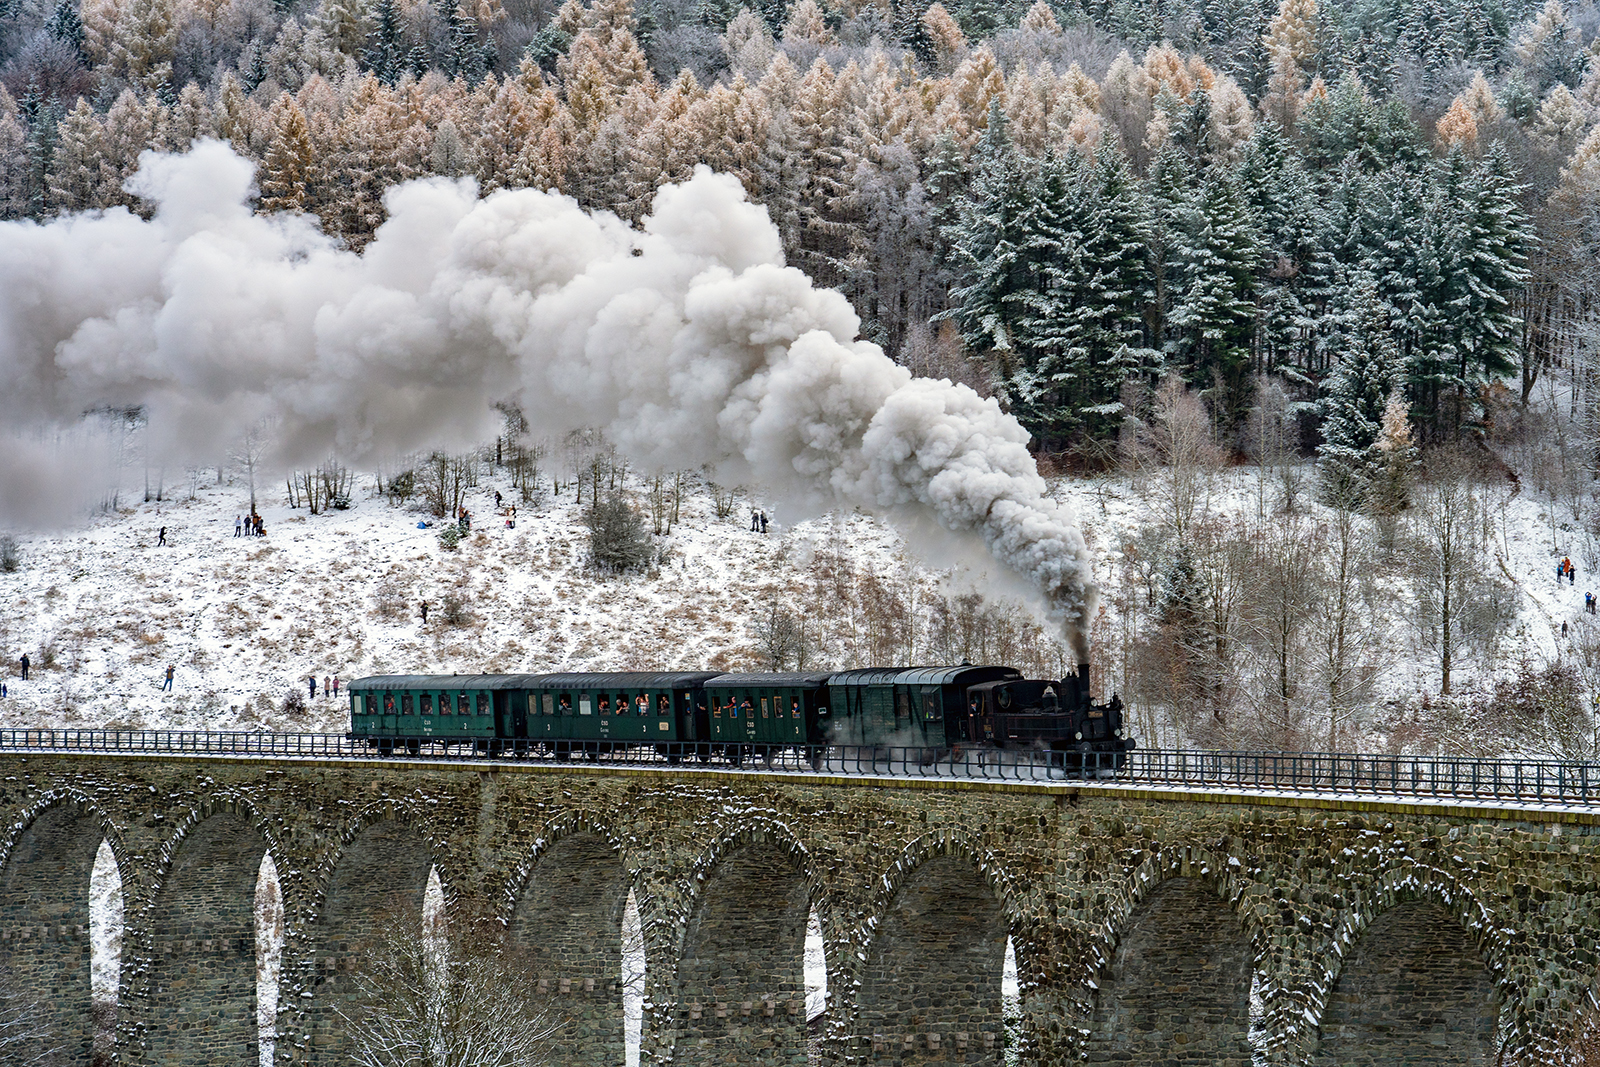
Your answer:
(0, 753), (1596, 1066)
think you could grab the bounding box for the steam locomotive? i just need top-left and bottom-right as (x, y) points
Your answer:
(347, 663), (1134, 769)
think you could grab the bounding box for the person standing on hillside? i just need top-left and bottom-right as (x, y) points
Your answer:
(157, 526), (167, 547)
(420, 600), (429, 624)
(234, 515), (243, 537)
(308, 676), (317, 700)
(162, 665), (174, 691)
(18, 653), (28, 680)
(323, 675), (331, 699)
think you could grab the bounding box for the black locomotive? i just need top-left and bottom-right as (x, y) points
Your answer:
(347, 663), (1133, 770)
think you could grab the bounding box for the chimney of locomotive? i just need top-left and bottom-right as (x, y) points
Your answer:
(1077, 663), (1091, 708)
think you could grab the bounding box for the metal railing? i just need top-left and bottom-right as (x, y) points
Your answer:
(0, 729), (1595, 805)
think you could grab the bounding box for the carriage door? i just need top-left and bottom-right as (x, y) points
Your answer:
(497, 691), (519, 738)
(921, 687), (942, 744)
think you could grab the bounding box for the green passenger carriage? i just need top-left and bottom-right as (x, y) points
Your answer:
(347, 662), (1135, 768)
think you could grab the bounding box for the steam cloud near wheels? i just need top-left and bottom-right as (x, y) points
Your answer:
(0, 141), (1097, 656)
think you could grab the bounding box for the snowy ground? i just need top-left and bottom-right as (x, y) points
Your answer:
(0, 459), (1592, 745)
(0, 470), (915, 730)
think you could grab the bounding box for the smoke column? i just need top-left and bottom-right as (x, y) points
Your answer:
(0, 141), (1097, 654)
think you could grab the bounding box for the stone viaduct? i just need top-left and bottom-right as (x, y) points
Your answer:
(1, 751), (1599, 1066)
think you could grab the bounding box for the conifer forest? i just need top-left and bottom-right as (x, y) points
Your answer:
(15, 0), (1600, 755)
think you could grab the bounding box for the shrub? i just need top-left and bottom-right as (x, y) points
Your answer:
(585, 493), (652, 573)
(0, 536), (16, 573)
(441, 589), (470, 626)
(438, 525), (462, 551)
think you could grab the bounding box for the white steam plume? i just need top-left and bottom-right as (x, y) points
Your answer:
(0, 141), (1097, 655)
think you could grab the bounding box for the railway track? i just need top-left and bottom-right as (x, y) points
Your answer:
(1, 728), (1598, 806)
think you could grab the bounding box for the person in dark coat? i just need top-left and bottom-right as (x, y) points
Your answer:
(18, 653), (28, 680)
(157, 526), (167, 546)
(309, 676), (317, 699)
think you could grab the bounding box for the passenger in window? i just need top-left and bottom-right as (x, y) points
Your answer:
(598, 695), (611, 715)
(560, 695), (572, 714)
(658, 694), (671, 714)
(459, 693), (470, 715)
(384, 694), (396, 714)
(635, 695), (649, 716)
(740, 697), (753, 719)
(791, 698), (801, 718)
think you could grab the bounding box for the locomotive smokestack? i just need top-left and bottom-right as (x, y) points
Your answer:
(1077, 663), (1091, 704)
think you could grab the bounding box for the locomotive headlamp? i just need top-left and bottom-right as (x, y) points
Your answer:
(1074, 731), (1082, 740)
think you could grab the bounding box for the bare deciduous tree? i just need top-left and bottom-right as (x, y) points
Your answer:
(753, 592), (810, 670)
(0, 966), (66, 1067)
(1409, 451), (1512, 696)
(339, 909), (565, 1067)
(1140, 376), (1224, 542)
(229, 418), (273, 518)
(1313, 506), (1383, 749)
(419, 452), (475, 518)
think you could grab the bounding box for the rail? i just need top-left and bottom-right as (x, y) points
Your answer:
(0, 729), (1596, 805)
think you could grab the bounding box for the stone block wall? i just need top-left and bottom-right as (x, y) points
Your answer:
(0, 757), (1595, 1067)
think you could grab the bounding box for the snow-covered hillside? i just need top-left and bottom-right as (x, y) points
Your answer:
(0, 458), (1592, 754)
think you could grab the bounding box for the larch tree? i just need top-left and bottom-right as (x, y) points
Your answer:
(47, 97), (106, 212)
(260, 93), (315, 214)
(111, 0), (177, 90)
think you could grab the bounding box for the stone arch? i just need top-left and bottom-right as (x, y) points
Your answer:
(853, 833), (1014, 1066)
(672, 823), (818, 1067)
(0, 792), (126, 1066)
(1084, 853), (1259, 1066)
(506, 818), (632, 1067)
(136, 801), (276, 1065)
(1312, 865), (1510, 1066)
(304, 812), (439, 1065)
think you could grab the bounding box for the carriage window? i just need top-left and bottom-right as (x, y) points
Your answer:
(439, 692), (452, 715)
(401, 694), (414, 714)
(658, 694), (671, 715)
(560, 694), (574, 715)
(634, 694), (648, 716)
(896, 691), (911, 723)
(760, 697), (769, 717)
(543, 694), (555, 715)
(383, 693), (396, 713)
(579, 695), (592, 716)
(420, 693), (432, 714)
(923, 693), (939, 721)
(461, 693), (472, 716)
(616, 694), (629, 716)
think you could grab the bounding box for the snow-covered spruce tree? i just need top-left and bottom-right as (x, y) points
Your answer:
(940, 100), (1032, 385)
(1316, 275), (1398, 508)
(1009, 139), (1154, 444)
(1163, 162), (1261, 424)
(363, 0), (406, 84)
